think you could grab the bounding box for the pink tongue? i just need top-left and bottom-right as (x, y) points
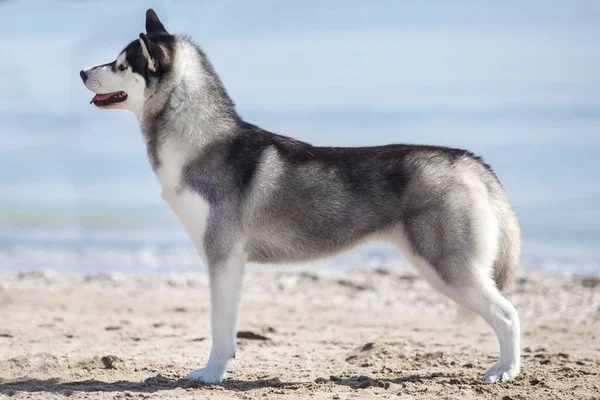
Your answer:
(90, 92), (120, 104)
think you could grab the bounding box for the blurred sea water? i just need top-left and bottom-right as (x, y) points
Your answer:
(0, 1), (599, 275)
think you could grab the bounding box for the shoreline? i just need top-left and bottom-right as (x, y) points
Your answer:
(1, 264), (599, 399)
(2, 236), (599, 278)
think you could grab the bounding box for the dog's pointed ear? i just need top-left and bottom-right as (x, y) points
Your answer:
(146, 9), (168, 34)
(139, 33), (158, 72)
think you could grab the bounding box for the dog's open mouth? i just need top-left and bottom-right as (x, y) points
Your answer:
(90, 91), (128, 106)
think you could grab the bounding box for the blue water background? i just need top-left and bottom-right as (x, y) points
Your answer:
(0, 1), (599, 275)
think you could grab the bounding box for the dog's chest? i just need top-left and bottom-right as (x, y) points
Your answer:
(155, 139), (211, 265)
(154, 138), (186, 194)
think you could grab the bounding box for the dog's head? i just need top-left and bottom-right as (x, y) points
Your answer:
(80, 9), (173, 116)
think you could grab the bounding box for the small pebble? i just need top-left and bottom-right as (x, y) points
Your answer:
(361, 343), (374, 351)
(378, 381), (391, 389)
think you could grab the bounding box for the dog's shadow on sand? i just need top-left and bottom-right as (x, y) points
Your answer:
(0, 375), (302, 394)
(0, 372), (456, 394)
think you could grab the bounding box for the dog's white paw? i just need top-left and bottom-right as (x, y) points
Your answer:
(183, 366), (226, 383)
(483, 362), (520, 383)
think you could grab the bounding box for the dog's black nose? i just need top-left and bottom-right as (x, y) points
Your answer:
(80, 70), (88, 82)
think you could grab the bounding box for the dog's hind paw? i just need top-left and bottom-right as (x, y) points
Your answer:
(183, 367), (225, 383)
(483, 362), (520, 383)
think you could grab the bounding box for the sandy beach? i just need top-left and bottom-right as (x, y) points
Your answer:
(0, 264), (598, 399)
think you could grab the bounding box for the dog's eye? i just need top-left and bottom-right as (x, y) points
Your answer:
(118, 64), (128, 72)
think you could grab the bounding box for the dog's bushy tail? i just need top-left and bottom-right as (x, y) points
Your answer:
(492, 203), (521, 293)
(454, 199), (520, 323)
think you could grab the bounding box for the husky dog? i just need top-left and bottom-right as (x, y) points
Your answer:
(80, 9), (522, 384)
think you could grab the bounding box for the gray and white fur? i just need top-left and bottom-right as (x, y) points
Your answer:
(80, 9), (522, 384)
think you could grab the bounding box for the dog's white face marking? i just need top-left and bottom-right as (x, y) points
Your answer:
(81, 50), (146, 117)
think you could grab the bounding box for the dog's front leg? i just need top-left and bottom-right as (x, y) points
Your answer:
(184, 247), (246, 383)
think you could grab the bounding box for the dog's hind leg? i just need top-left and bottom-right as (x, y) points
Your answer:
(406, 254), (521, 382)
(475, 286), (520, 382)
(397, 170), (521, 382)
(442, 270), (520, 382)
(183, 245), (246, 383)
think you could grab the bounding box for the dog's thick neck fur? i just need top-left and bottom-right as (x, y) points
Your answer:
(139, 36), (240, 170)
